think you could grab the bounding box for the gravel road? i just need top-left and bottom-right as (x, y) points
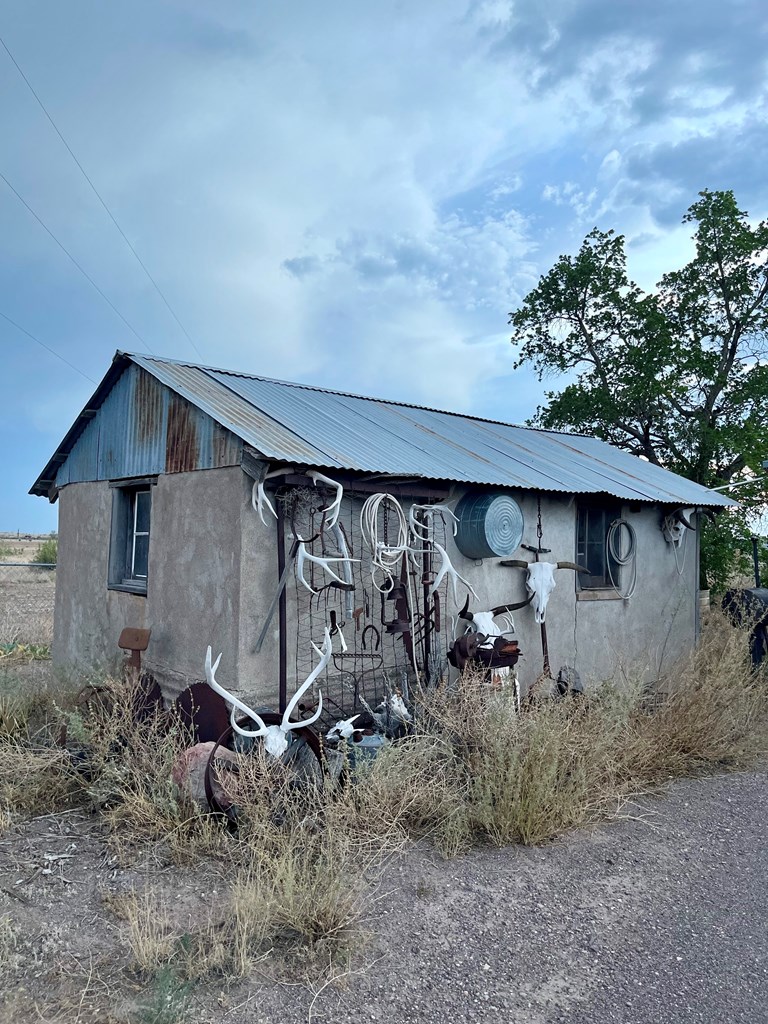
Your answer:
(245, 768), (768, 1024)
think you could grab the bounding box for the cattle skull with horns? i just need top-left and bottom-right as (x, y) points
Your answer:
(204, 628), (332, 758)
(500, 559), (590, 623)
(660, 507), (717, 547)
(457, 593), (533, 641)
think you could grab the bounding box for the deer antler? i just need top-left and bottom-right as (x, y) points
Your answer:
(409, 503), (459, 540)
(282, 628), (332, 732)
(429, 543), (477, 601)
(252, 467), (298, 525)
(296, 542), (359, 593)
(205, 646), (269, 739)
(308, 471), (344, 527)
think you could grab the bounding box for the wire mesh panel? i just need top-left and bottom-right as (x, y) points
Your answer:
(0, 563), (56, 645)
(277, 485), (452, 729)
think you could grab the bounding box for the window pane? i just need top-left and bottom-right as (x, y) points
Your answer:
(578, 504), (621, 588)
(133, 533), (149, 579)
(135, 490), (151, 534)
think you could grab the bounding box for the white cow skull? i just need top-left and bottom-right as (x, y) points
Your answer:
(204, 629), (332, 758)
(458, 594), (532, 647)
(501, 558), (589, 624)
(526, 562), (557, 624)
(662, 507), (696, 547)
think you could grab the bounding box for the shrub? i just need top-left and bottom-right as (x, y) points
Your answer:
(32, 537), (57, 567)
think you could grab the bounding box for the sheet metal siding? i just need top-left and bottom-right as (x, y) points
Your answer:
(56, 364), (241, 487)
(133, 358), (330, 464)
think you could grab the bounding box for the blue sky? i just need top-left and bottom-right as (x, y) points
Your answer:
(2, 0), (767, 531)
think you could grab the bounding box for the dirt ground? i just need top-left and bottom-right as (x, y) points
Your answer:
(1, 767), (766, 1024)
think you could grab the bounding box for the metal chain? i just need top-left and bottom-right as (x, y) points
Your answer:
(536, 495), (543, 547)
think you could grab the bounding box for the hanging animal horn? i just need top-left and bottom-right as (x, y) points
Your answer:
(499, 559), (530, 568)
(491, 594), (535, 614)
(555, 561), (591, 573)
(458, 595), (474, 621)
(673, 508), (696, 530)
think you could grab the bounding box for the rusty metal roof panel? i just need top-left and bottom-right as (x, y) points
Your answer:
(132, 357), (332, 465)
(46, 361), (242, 492)
(32, 352), (737, 509)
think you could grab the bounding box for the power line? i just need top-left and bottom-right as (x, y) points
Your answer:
(0, 170), (155, 354)
(0, 310), (97, 384)
(0, 34), (205, 362)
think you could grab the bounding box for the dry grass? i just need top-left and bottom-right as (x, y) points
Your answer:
(372, 612), (768, 847)
(0, 614), (765, 993)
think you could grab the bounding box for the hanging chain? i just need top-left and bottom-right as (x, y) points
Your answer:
(536, 495), (543, 548)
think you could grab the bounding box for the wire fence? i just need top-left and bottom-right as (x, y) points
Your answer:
(0, 563), (56, 645)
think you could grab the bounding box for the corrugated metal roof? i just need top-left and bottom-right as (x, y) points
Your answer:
(31, 351), (738, 508)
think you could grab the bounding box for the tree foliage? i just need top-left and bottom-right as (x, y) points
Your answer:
(510, 190), (768, 589)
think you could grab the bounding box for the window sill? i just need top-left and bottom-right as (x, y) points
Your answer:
(108, 582), (148, 597)
(577, 589), (624, 602)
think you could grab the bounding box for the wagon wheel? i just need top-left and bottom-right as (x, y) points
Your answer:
(204, 712), (325, 819)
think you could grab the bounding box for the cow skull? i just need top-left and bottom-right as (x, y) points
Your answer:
(662, 507), (696, 546)
(501, 559), (589, 624)
(458, 594), (532, 647)
(204, 629), (332, 758)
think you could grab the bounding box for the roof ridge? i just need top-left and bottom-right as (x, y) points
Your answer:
(123, 350), (593, 440)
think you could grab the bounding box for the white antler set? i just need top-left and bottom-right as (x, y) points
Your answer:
(253, 467), (344, 528)
(205, 629), (332, 758)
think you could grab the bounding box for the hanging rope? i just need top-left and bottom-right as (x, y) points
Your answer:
(360, 493), (411, 593)
(606, 518), (638, 599)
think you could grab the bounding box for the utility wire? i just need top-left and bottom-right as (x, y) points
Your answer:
(0, 170), (155, 355)
(0, 34), (205, 362)
(0, 310), (97, 384)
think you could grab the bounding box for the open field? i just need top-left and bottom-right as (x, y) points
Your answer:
(0, 533), (57, 646)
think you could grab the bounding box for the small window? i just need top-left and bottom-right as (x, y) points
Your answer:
(108, 481), (154, 594)
(576, 502), (621, 589)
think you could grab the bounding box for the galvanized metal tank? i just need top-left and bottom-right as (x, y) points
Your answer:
(454, 491), (524, 559)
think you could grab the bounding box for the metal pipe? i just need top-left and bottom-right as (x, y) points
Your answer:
(752, 536), (762, 588)
(277, 499), (288, 715)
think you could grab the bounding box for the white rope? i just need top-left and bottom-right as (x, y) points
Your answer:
(360, 493), (412, 593)
(607, 518), (637, 599)
(672, 524), (689, 576)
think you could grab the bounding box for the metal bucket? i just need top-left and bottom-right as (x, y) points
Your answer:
(454, 491), (524, 559)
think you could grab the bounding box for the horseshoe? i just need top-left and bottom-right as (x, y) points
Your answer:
(361, 624), (381, 651)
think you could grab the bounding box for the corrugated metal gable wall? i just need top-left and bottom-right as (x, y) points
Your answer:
(56, 364), (242, 487)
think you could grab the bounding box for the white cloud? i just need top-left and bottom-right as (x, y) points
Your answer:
(2, 0), (768, 529)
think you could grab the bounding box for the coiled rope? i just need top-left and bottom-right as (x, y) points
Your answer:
(360, 493), (412, 593)
(607, 518), (638, 599)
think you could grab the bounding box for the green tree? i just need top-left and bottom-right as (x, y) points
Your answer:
(510, 190), (768, 589)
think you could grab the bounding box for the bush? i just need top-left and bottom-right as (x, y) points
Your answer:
(32, 538), (57, 567)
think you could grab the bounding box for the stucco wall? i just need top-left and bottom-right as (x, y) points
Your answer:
(237, 482), (698, 706)
(54, 466), (243, 698)
(147, 466), (242, 699)
(441, 492), (697, 690)
(54, 471), (699, 707)
(54, 481), (146, 677)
